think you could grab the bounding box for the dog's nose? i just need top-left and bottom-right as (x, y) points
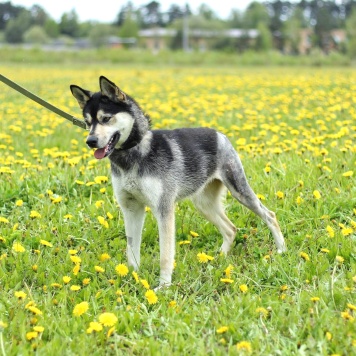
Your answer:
(86, 136), (98, 148)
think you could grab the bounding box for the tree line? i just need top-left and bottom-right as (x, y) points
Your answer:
(1, 1), (356, 56)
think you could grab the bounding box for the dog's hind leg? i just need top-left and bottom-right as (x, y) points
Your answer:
(119, 194), (146, 270)
(221, 151), (286, 253)
(192, 179), (237, 254)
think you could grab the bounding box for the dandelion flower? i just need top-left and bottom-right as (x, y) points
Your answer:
(26, 331), (38, 340)
(145, 289), (158, 305)
(347, 303), (356, 311)
(326, 225), (335, 237)
(86, 321), (103, 333)
(12, 242), (25, 253)
(27, 306), (42, 315)
(62, 276), (71, 284)
(94, 266), (105, 273)
(132, 271), (139, 283)
(220, 278), (234, 284)
(300, 252), (310, 261)
(197, 252), (214, 263)
(15, 200), (23, 207)
(14, 291), (27, 300)
(33, 326), (44, 333)
(311, 297), (320, 302)
(99, 253), (111, 262)
(73, 301), (89, 316)
(341, 227), (353, 236)
(70, 255), (81, 264)
(39, 239), (53, 247)
(70, 285), (81, 291)
(216, 326), (229, 334)
(98, 312), (118, 327)
(30, 211), (41, 219)
(0, 217), (9, 224)
(256, 307), (269, 318)
(239, 284), (248, 293)
(224, 264), (233, 278)
(313, 190), (321, 200)
(82, 278), (91, 286)
(276, 191), (284, 199)
(107, 326), (115, 338)
(236, 341), (252, 352)
(115, 263), (129, 276)
(342, 171), (353, 177)
(190, 230), (199, 237)
(140, 279), (150, 289)
(335, 256), (344, 263)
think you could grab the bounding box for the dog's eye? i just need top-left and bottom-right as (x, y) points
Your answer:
(102, 116), (112, 124)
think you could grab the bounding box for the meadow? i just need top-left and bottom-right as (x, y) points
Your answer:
(0, 65), (355, 355)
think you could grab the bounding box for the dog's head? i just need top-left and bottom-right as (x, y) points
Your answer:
(70, 76), (136, 159)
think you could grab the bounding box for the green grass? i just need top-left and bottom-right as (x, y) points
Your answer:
(0, 65), (355, 355)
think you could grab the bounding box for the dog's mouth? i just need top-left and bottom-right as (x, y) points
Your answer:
(94, 132), (120, 160)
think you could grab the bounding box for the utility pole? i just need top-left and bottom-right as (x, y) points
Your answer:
(182, 4), (189, 52)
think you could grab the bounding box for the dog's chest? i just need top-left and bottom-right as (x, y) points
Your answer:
(111, 168), (163, 207)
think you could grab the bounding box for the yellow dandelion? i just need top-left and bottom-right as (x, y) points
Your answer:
(94, 266), (105, 273)
(12, 242), (26, 253)
(15, 200), (24, 207)
(326, 225), (335, 237)
(69, 249), (78, 255)
(86, 321), (103, 334)
(107, 212), (114, 219)
(276, 191), (284, 199)
(216, 326), (229, 334)
(27, 306), (42, 315)
(97, 216), (109, 228)
(320, 248), (330, 253)
(347, 303), (356, 311)
(220, 278), (234, 284)
(335, 256), (344, 263)
(313, 190), (321, 200)
(26, 331), (38, 340)
(140, 279), (150, 289)
(239, 284), (248, 293)
(70, 285), (81, 291)
(197, 252), (214, 263)
(98, 312), (118, 327)
(341, 311), (354, 321)
(342, 171), (353, 177)
(179, 240), (191, 245)
(341, 227), (353, 236)
(311, 297), (320, 302)
(14, 291), (27, 300)
(190, 230), (199, 237)
(115, 263), (129, 276)
(94, 175), (109, 184)
(236, 341), (252, 352)
(70, 255), (81, 264)
(224, 264), (234, 278)
(145, 289), (158, 305)
(73, 301), (89, 316)
(62, 276), (71, 284)
(257, 193), (266, 200)
(300, 251), (310, 261)
(73, 263), (80, 275)
(99, 253), (111, 262)
(132, 271), (139, 283)
(0, 216), (9, 224)
(39, 239), (53, 247)
(95, 200), (104, 209)
(256, 307), (269, 318)
(30, 210), (41, 219)
(33, 326), (44, 333)
(82, 278), (91, 286)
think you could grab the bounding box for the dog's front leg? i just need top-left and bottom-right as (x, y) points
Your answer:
(155, 204), (176, 287)
(120, 197), (146, 271)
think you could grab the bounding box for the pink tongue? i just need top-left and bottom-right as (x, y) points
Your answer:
(94, 147), (106, 160)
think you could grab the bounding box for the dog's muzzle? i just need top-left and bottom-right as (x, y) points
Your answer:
(86, 136), (98, 148)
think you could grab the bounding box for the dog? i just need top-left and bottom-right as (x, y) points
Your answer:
(70, 76), (286, 288)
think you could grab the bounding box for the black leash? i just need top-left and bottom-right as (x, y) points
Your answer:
(0, 73), (87, 130)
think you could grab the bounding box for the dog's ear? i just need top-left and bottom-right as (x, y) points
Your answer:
(70, 85), (92, 109)
(99, 76), (127, 103)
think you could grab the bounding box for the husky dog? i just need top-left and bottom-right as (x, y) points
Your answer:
(70, 76), (286, 287)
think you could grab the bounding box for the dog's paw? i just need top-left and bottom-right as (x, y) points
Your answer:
(277, 245), (287, 254)
(153, 282), (171, 292)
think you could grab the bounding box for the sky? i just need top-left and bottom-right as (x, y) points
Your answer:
(10, 0), (257, 22)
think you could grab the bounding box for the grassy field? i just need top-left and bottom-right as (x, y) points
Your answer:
(0, 65), (355, 355)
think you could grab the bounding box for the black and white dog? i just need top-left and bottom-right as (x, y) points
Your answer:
(70, 76), (286, 288)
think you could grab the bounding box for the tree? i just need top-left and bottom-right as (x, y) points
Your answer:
(44, 18), (59, 38)
(119, 11), (139, 39)
(139, 1), (163, 28)
(30, 4), (48, 26)
(59, 10), (79, 37)
(255, 21), (273, 51)
(346, 7), (356, 58)
(24, 25), (48, 44)
(282, 7), (304, 53)
(0, 1), (23, 30)
(89, 24), (115, 47)
(4, 9), (31, 43)
(242, 1), (270, 28)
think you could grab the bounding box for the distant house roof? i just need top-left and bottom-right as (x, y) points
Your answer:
(139, 28), (258, 39)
